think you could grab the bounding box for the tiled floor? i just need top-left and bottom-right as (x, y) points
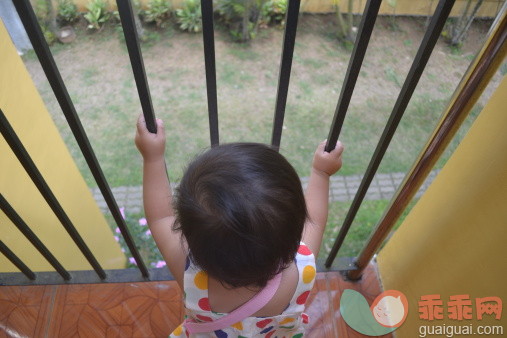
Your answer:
(0, 263), (392, 338)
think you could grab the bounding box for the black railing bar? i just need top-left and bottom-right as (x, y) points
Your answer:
(325, 0), (455, 268)
(347, 2), (507, 281)
(271, 0), (301, 149)
(116, 0), (157, 133)
(0, 194), (71, 280)
(13, 0), (149, 278)
(325, 0), (382, 152)
(0, 241), (36, 281)
(201, 0), (219, 147)
(0, 109), (106, 279)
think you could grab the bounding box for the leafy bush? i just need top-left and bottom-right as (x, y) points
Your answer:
(175, 0), (202, 33)
(57, 0), (80, 24)
(261, 0), (287, 25)
(215, 0), (266, 42)
(84, 0), (110, 30)
(41, 25), (57, 45)
(143, 0), (172, 27)
(34, 0), (57, 44)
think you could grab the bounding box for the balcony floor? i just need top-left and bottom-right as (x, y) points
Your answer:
(0, 262), (392, 337)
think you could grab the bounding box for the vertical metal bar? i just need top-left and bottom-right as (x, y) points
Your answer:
(325, 0), (456, 268)
(347, 3), (507, 280)
(0, 109), (106, 279)
(0, 241), (36, 280)
(13, 0), (149, 278)
(0, 194), (71, 280)
(116, 0), (157, 133)
(271, 0), (301, 149)
(201, 0), (219, 146)
(325, 0), (382, 152)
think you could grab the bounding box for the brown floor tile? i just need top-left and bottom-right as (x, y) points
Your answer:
(0, 265), (390, 337)
(0, 285), (54, 338)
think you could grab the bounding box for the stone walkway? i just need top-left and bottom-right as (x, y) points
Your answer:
(91, 170), (440, 214)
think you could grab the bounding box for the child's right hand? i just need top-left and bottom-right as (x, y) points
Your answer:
(312, 140), (344, 177)
(135, 115), (166, 162)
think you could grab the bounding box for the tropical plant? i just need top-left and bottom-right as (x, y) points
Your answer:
(34, 0), (58, 44)
(215, 0), (267, 42)
(143, 0), (172, 27)
(261, 0), (287, 25)
(84, 0), (110, 30)
(57, 0), (80, 24)
(175, 0), (202, 33)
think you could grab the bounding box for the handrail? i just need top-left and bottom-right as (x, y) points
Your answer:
(0, 194), (70, 280)
(347, 1), (507, 280)
(0, 109), (105, 279)
(325, 0), (456, 268)
(325, 0), (382, 152)
(13, 0), (149, 278)
(271, 0), (302, 148)
(116, 0), (157, 133)
(201, 0), (220, 147)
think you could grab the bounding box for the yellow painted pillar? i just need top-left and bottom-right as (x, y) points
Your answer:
(377, 75), (507, 335)
(0, 20), (125, 272)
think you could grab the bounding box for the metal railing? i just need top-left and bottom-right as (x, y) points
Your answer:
(1, 0), (505, 285)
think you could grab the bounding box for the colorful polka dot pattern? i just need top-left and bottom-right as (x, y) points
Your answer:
(169, 243), (316, 337)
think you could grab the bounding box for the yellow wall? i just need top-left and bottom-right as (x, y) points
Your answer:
(62, 0), (502, 17)
(301, 0), (503, 16)
(0, 21), (125, 272)
(377, 75), (507, 335)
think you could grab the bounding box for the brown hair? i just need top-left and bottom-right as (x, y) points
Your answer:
(174, 143), (307, 288)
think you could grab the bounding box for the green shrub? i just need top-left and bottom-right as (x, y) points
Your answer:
(34, 0), (57, 44)
(84, 0), (110, 30)
(261, 0), (287, 25)
(175, 0), (202, 33)
(41, 25), (57, 45)
(143, 0), (172, 27)
(57, 0), (80, 24)
(215, 0), (266, 42)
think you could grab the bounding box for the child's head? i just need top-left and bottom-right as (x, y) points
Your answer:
(174, 143), (307, 288)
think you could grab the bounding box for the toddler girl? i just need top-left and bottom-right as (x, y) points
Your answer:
(135, 116), (344, 337)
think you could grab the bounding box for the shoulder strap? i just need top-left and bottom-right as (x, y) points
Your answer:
(184, 272), (282, 334)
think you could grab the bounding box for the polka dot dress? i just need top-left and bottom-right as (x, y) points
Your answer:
(169, 243), (316, 337)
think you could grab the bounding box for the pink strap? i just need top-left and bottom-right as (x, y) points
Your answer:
(184, 272), (282, 334)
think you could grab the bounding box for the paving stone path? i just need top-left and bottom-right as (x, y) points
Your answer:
(91, 170), (440, 214)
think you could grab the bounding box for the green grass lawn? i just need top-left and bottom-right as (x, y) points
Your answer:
(21, 16), (497, 263)
(22, 16), (491, 188)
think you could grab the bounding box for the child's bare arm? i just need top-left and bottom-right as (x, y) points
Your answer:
(135, 116), (186, 286)
(302, 140), (344, 256)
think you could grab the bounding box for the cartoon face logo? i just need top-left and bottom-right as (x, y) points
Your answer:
(371, 290), (409, 328)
